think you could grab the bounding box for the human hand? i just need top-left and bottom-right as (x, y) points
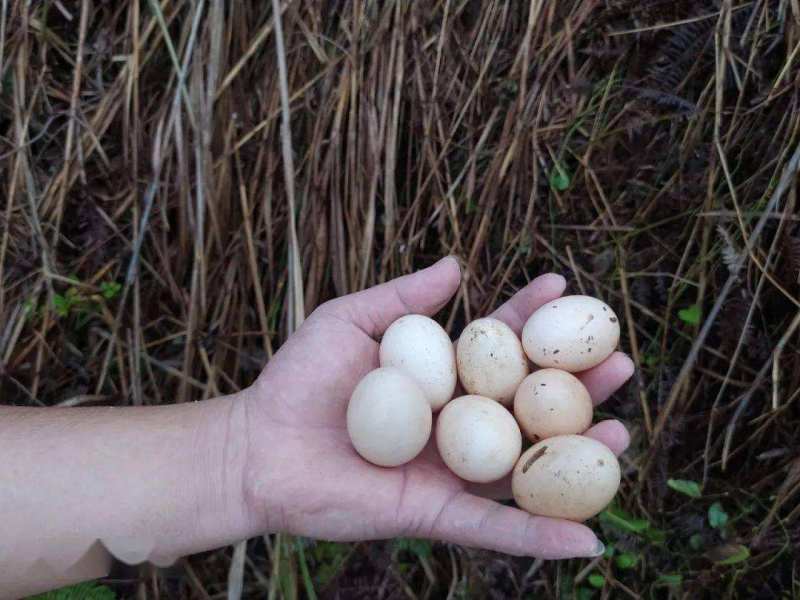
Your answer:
(240, 257), (634, 559)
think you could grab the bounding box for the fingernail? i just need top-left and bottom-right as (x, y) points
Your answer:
(439, 255), (462, 273)
(590, 540), (606, 557)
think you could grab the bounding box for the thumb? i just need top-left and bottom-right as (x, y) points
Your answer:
(321, 256), (461, 339)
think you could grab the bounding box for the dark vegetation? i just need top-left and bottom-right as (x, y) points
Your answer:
(2, 1), (799, 598)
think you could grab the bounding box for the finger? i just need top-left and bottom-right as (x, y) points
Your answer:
(576, 351), (635, 406)
(488, 273), (566, 335)
(583, 419), (631, 456)
(423, 491), (603, 559)
(321, 256), (461, 339)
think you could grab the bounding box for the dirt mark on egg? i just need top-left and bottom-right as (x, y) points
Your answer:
(522, 446), (548, 473)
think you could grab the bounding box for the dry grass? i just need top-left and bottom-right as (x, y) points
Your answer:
(2, 1), (800, 598)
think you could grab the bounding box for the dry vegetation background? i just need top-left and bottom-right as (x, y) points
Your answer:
(2, 0), (800, 598)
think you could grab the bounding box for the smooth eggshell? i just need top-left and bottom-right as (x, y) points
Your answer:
(513, 369), (593, 441)
(347, 367), (432, 467)
(521, 295), (620, 372)
(511, 435), (621, 521)
(456, 318), (529, 405)
(380, 314), (457, 411)
(436, 395), (522, 483)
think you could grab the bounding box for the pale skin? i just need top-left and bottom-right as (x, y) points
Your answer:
(0, 257), (634, 598)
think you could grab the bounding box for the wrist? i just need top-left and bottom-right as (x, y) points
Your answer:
(188, 390), (259, 551)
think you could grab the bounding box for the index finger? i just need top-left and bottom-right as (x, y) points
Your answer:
(488, 273), (567, 335)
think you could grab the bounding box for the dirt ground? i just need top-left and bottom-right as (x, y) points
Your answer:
(2, 1), (799, 598)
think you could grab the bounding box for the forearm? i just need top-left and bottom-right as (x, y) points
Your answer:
(0, 391), (255, 598)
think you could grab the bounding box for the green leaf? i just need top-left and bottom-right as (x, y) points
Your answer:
(599, 506), (650, 534)
(667, 479), (702, 498)
(29, 582), (116, 600)
(644, 354), (659, 367)
(678, 304), (701, 325)
(295, 539), (318, 600)
(550, 164), (571, 191)
(100, 281), (122, 300)
(53, 294), (70, 317)
(311, 542), (348, 588)
(643, 527), (667, 544)
(708, 502), (729, 529)
(603, 543), (615, 559)
(393, 537), (432, 559)
(689, 534), (704, 551)
(587, 574), (605, 589)
(657, 573), (683, 587)
(708, 544), (750, 566)
(615, 553), (638, 570)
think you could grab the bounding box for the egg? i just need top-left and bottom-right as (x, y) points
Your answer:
(347, 367), (432, 467)
(511, 435), (621, 521)
(436, 395), (522, 483)
(513, 369), (593, 441)
(521, 295), (620, 372)
(456, 318), (529, 405)
(380, 314), (457, 411)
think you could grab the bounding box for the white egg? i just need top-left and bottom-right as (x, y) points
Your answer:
(436, 395), (522, 483)
(522, 295), (620, 372)
(511, 435), (621, 521)
(380, 314), (457, 411)
(456, 318), (529, 405)
(514, 369), (593, 441)
(347, 367), (432, 467)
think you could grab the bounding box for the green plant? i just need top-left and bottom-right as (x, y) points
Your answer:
(29, 582), (115, 600)
(657, 573), (683, 587)
(707, 544), (750, 566)
(310, 541), (350, 589)
(549, 163), (571, 191)
(100, 281), (122, 299)
(677, 304), (701, 325)
(615, 552), (639, 570)
(667, 479), (702, 498)
(392, 537), (433, 559)
(708, 501), (729, 530)
(53, 287), (84, 318)
(587, 573), (605, 589)
(575, 588), (595, 600)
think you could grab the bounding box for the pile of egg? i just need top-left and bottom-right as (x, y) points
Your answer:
(346, 295), (622, 521)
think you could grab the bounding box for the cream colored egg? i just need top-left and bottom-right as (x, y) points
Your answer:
(347, 367), (432, 467)
(511, 435), (621, 521)
(380, 314), (457, 411)
(456, 318), (529, 405)
(513, 369), (593, 441)
(436, 395), (522, 483)
(522, 295), (620, 372)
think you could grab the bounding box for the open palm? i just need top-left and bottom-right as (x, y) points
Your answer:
(242, 258), (634, 559)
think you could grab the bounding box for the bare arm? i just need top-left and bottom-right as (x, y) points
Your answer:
(1, 263), (633, 598)
(0, 394), (255, 598)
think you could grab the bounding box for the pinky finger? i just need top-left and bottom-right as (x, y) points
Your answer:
(583, 419), (630, 456)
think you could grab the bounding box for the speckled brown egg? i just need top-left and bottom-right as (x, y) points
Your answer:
(511, 435), (621, 521)
(456, 318), (529, 405)
(513, 369), (593, 440)
(521, 296), (620, 372)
